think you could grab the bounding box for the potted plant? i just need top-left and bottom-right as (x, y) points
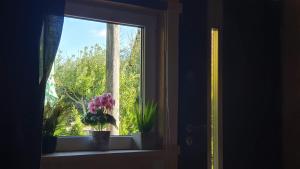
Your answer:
(82, 93), (117, 151)
(42, 100), (63, 154)
(133, 101), (158, 150)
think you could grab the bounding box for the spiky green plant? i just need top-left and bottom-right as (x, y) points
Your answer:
(134, 101), (157, 133)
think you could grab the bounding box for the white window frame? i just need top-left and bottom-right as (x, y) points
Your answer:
(43, 0), (180, 157)
(53, 0), (159, 151)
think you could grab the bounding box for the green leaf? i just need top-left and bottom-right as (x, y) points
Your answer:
(134, 101), (157, 133)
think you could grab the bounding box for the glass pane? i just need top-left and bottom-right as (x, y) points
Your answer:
(44, 17), (142, 136)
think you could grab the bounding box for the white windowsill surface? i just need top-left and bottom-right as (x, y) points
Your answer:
(42, 149), (161, 158)
(55, 136), (136, 151)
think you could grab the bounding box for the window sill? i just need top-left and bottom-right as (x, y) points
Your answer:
(42, 149), (162, 158)
(40, 150), (177, 169)
(55, 136), (137, 151)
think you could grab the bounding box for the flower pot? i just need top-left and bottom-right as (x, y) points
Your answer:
(91, 131), (110, 151)
(133, 132), (157, 150)
(42, 135), (57, 154)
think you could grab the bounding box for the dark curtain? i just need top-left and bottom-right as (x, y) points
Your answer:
(39, 2), (65, 116)
(0, 1), (64, 169)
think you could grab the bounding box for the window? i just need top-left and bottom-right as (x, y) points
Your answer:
(45, 17), (143, 136)
(41, 1), (181, 169)
(42, 0), (165, 151)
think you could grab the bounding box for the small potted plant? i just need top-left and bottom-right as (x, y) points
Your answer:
(82, 93), (117, 151)
(42, 100), (63, 154)
(133, 101), (158, 150)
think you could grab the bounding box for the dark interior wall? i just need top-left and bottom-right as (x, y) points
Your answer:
(179, 0), (282, 169)
(222, 0), (282, 169)
(282, 1), (300, 169)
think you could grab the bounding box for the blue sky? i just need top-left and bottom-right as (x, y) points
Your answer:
(57, 17), (139, 57)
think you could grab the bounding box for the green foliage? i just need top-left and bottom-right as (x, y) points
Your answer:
(43, 99), (64, 136)
(55, 45), (106, 108)
(54, 105), (85, 136)
(53, 45), (107, 135)
(52, 30), (141, 136)
(134, 101), (158, 133)
(119, 30), (141, 135)
(82, 110), (117, 131)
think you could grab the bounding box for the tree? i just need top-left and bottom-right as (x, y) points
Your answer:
(53, 45), (106, 135)
(119, 29), (141, 134)
(51, 28), (142, 136)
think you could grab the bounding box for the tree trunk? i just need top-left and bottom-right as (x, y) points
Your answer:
(106, 24), (120, 135)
